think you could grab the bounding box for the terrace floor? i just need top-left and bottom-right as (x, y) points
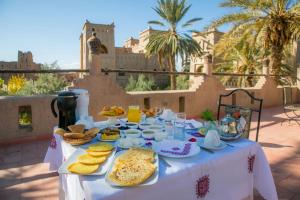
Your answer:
(0, 106), (300, 200)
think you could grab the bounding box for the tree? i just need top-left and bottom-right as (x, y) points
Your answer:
(214, 35), (264, 87)
(17, 62), (67, 95)
(146, 0), (203, 89)
(176, 75), (190, 89)
(209, 0), (300, 77)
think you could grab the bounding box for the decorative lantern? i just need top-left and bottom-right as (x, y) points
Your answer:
(220, 114), (238, 134)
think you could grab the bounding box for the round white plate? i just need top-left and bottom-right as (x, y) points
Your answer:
(198, 140), (227, 150)
(152, 140), (200, 158)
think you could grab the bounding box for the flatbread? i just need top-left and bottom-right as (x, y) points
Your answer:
(68, 124), (85, 133)
(63, 132), (85, 139)
(54, 128), (66, 136)
(68, 162), (99, 174)
(88, 142), (114, 152)
(86, 149), (112, 157)
(78, 154), (107, 165)
(108, 148), (156, 186)
(85, 127), (100, 137)
(118, 148), (155, 163)
(109, 160), (156, 186)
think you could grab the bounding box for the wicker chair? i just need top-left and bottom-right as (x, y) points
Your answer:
(217, 89), (263, 142)
(281, 87), (300, 126)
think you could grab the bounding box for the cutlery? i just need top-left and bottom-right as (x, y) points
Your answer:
(200, 147), (215, 153)
(226, 143), (235, 147)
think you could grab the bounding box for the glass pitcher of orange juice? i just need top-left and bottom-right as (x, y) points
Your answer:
(127, 105), (141, 123)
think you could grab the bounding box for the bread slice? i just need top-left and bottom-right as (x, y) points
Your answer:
(68, 124), (85, 133)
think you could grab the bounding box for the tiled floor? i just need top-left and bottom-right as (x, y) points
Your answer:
(0, 106), (300, 200)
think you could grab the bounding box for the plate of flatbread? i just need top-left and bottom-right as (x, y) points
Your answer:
(58, 142), (116, 175)
(105, 148), (159, 187)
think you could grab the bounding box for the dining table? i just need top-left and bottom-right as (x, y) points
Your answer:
(44, 121), (278, 200)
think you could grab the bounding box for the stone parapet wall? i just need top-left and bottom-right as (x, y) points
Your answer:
(0, 95), (56, 143)
(0, 74), (299, 143)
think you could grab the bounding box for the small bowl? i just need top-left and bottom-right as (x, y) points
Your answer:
(149, 125), (164, 131)
(145, 117), (156, 124)
(154, 131), (168, 141)
(142, 129), (155, 139)
(112, 123), (121, 128)
(126, 122), (139, 129)
(139, 123), (152, 130)
(125, 129), (142, 138)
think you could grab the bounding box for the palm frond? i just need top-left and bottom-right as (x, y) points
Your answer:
(148, 20), (166, 27)
(182, 17), (202, 28)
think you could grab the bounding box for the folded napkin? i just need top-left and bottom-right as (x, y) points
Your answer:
(185, 119), (203, 129)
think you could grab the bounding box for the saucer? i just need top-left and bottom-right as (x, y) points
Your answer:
(198, 140), (227, 150)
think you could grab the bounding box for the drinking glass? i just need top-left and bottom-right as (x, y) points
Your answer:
(127, 105), (141, 123)
(173, 113), (186, 141)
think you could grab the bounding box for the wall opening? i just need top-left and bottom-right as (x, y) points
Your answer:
(144, 97), (150, 109)
(18, 105), (32, 129)
(179, 96), (185, 112)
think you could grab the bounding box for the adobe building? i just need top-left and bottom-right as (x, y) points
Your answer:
(190, 28), (224, 74)
(0, 51), (41, 81)
(79, 20), (168, 88)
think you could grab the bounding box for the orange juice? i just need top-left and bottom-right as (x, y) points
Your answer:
(127, 106), (141, 123)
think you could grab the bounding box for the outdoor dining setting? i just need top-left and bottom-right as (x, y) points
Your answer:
(44, 88), (277, 200)
(1, 0), (300, 199)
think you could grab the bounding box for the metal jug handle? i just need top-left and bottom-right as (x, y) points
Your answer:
(51, 97), (58, 118)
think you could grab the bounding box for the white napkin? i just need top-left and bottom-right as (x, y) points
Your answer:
(185, 119), (203, 129)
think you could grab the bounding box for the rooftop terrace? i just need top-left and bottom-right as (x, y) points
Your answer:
(0, 106), (299, 199)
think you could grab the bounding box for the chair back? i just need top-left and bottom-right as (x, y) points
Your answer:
(217, 89), (263, 142)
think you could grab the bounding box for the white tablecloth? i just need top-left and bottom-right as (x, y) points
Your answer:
(44, 128), (278, 200)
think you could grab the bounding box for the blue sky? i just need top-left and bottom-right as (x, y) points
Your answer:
(0, 0), (230, 69)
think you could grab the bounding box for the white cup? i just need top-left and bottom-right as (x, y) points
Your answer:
(204, 130), (221, 147)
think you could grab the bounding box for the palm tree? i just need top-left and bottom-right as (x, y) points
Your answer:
(214, 37), (263, 87)
(209, 0), (300, 77)
(145, 0), (203, 89)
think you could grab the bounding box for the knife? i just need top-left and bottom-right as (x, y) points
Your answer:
(200, 146), (215, 153)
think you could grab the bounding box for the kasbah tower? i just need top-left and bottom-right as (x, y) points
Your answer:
(79, 20), (168, 88)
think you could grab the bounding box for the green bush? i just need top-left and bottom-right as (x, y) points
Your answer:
(16, 61), (67, 95)
(125, 74), (156, 91)
(176, 75), (189, 90)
